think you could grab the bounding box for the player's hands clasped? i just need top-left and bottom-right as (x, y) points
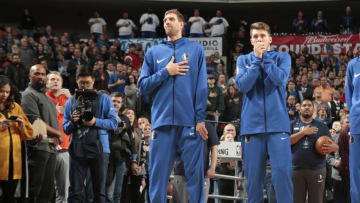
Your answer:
(166, 56), (190, 76)
(253, 42), (267, 58)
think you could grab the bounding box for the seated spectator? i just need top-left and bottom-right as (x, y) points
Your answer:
(206, 56), (217, 75)
(292, 10), (309, 34)
(296, 75), (314, 101)
(287, 95), (299, 121)
(323, 49), (340, 73)
(0, 75), (34, 203)
(217, 74), (227, 93)
(315, 76), (335, 102)
(139, 7), (159, 38)
(286, 80), (301, 102)
(340, 6), (356, 34)
(222, 84), (242, 123)
(123, 44), (140, 70)
(311, 10), (328, 33)
(188, 9), (207, 37)
(208, 10), (229, 37)
(5, 53), (27, 91)
(116, 12), (137, 39)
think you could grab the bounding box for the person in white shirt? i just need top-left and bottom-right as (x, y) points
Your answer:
(88, 11), (107, 41)
(116, 12), (137, 39)
(208, 10), (229, 37)
(139, 7), (159, 38)
(188, 9), (207, 37)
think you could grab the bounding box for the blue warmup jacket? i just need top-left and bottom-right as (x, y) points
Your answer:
(235, 50), (291, 135)
(138, 37), (208, 130)
(346, 57), (360, 134)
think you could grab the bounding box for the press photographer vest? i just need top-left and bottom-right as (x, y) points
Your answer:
(69, 92), (103, 160)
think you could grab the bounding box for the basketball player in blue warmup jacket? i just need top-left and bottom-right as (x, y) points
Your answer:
(137, 9), (208, 203)
(235, 22), (293, 203)
(345, 57), (360, 203)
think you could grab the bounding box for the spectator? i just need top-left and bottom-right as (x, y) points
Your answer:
(18, 37), (35, 71)
(315, 106), (332, 128)
(290, 99), (338, 203)
(43, 25), (56, 40)
(116, 12), (137, 39)
(106, 92), (139, 203)
(188, 9), (207, 37)
(124, 74), (138, 110)
(63, 66), (117, 203)
(93, 59), (110, 91)
(20, 9), (36, 37)
(340, 6), (357, 34)
(206, 75), (224, 121)
(287, 95), (298, 121)
(297, 75), (314, 101)
(292, 10), (309, 34)
(123, 43), (140, 70)
(328, 90), (344, 122)
(172, 122), (219, 203)
(286, 80), (300, 102)
(45, 72), (72, 203)
(137, 116), (149, 130)
(217, 74), (227, 93)
(311, 10), (328, 33)
(66, 48), (87, 93)
(327, 116), (350, 203)
(0, 75), (33, 203)
(315, 76), (335, 102)
(323, 49), (340, 73)
(21, 64), (63, 203)
(5, 53), (28, 91)
(208, 10), (229, 37)
(139, 7), (160, 38)
(88, 11), (107, 42)
(108, 62), (127, 94)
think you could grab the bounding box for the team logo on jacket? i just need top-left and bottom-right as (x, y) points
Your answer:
(182, 53), (191, 61)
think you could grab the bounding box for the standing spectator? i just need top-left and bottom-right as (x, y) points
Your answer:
(222, 84), (242, 123)
(0, 75), (34, 203)
(45, 72), (72, 203)
(21, 64), (64, 203)
(116, 12), (137, 39)
(67, 48), (87, 93)
(345, 55), (360, 203)
(296, 75), (314, 101)
(20, 9), (36, 37)
(139, 7), (159, 38)
(93, 59), (110, 91)
(287, 95), (298, 121)
(5, 53), (27, 91)
(328, 116), (350, 203)
(290, 100), (338, 203)
(124, 74), (138, 110)
(88, 11), (107, 42)
(235, 22), (293, 203)
(18, 37), (35, 71)
(108, 63), (127, 94)
(286, 80), (300, 102)
(63, 67), (117, 203)
(206, 75), (224, 121)
(43, 25), (56, 40)
(315, 76), (335, 103)
(292, 10), (309, 34)
(188, 9), (206, 37)
(328, 90), (344, 122)
(208, 10), (229, 37)
(172, 122), (219, 203)
(323, 49), (340, 73)
(123, 44), (140, 70)
(340, 6), (357, 34)
(311, 10), (328, 33)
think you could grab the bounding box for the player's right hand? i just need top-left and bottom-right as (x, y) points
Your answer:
(166, 56), (190, 76)
(302, 126), (318, 136)
(253, 42), (267, 58)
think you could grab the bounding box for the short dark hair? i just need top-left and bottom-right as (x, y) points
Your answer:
(110, 92), (124, 99)
(301, 99), (314, 107)
(164, 9), (185, 23)
(76, 66), (93, 79)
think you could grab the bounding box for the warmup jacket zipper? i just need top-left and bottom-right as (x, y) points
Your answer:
(260, 65), (268, 133)
(172, 42), (176, 124)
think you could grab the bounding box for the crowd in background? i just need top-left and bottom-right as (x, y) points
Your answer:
(0, 5), (357, 203)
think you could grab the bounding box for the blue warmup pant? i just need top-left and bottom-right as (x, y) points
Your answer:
(243, 133), (293, 203)
(149, 126), (204, 203)
(349, 134), (360, 203)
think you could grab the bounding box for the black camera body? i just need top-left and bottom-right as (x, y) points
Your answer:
(74, 89), (98, 122)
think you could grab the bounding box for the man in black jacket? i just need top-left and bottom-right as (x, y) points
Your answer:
(66, 48), (87, 92)
(5, 53), (27, 91)
(297, 75), (314, 101)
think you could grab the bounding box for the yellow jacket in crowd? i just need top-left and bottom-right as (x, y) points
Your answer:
(0, 102), (33, 180)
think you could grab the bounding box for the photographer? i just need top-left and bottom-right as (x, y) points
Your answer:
(106, 92), (139, 203)
(63, 67), (117, 203)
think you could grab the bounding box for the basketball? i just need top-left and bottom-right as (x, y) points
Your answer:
(315, 136), (332, 155)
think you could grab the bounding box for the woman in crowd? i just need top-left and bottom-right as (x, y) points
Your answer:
(222, 84), (242, 123)
(124, 74), (138, 110)
(0, 76), (34, 203)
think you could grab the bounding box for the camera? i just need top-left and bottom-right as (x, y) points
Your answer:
(74, 89), (98, 122)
